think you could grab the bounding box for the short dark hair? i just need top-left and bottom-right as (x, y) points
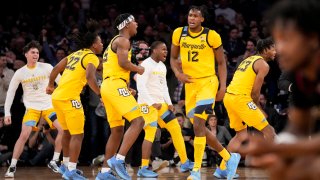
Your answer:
(256, 38), (274, 54)
(23, 41), (42, 54)
(267, 0), (320, 41)
(247, 38), (257, 46)
(72, 19), (100, 51)
(175, 113), (184, 118)
(189, 5), (208, 18)
(207, 114), (216, 121)
(114, 13), (132, 30)
(150, 41), (165, 55)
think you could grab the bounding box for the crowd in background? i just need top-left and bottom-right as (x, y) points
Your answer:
(0, 0), (288, 168)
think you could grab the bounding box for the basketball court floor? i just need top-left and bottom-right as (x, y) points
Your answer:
(1, 166), (269, 179)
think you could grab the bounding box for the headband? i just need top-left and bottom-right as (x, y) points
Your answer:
(117, 15), (135, 30)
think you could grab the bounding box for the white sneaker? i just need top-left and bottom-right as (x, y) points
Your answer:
(5, 166), (16, 178)
(92, 154), (105, 166)
(152, 158), (169, 172)
(48, 160), (60, 173)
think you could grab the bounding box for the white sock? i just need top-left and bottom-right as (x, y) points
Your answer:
(68, 162), (77, 171)
(63, 157), (69, 166)
(52, 152), (60, 161)
(101, 167), (110, 173)
(10, 159), (17, 167)
(116, 154), (125, 161)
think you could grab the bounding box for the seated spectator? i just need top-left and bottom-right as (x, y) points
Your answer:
(206, 114), (232, 167)
(0, 55), (14, 113)
(223, 26), (246, 67)
(20, 119), (56, 166)
(0, 112), (12, 166)
(236, 39), (257, 67)
(160, 113), (194, 165)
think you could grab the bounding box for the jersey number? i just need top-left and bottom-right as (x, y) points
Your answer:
(247, 102), (257, 110)
(66, 56), (80, 71)
(188, 51), (199, 62)
(141, 105), (149, 114)
(237, 60), (251, 72)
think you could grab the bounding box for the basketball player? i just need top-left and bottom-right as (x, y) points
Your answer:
(170, 6), (240, 180)
(136, 41), (193, 178)
(221, 38), (277, 176)
(46, 20), (103, 180)
(4, 41), (63, 178)
(96, 14), (145, 180)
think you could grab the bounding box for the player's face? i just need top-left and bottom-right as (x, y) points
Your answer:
(156, 43), (168, 62)
(25, 48), (39, 64)
(128, 20), (138, 37)
(188, 9), (204, 29)
(93, 36), (104, 54)
(272, 21), (319, 71)
(265, 45), (276, 61)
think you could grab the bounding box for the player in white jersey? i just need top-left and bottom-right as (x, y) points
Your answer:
(136, 41), (193, 177)
(4, 41), (63, 178)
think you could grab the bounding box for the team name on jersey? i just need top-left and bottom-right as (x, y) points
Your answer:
(181, 42), (207, 50)
(152, 71), (165, 76)
(21, 75), (47, 84)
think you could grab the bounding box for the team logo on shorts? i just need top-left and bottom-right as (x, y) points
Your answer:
(71, 100), (82, 109)
(118, 88), (130, 97)
(247, 102), (257, 110)
(141, 105), (149, 114)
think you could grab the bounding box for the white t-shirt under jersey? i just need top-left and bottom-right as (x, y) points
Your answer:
(5, 62), (60, 116)
(137, 57), (172, 106)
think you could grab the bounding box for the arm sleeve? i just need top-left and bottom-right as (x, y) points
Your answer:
(208, 30), (222, 49)
(82, 54), (100, 69)
(162, 68), (173, 105)
(4, 71), (21, 116)
(172, 27), (183, 46)
(136, 62), (155, 106)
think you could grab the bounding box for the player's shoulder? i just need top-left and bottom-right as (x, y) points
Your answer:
(173, 27), (184, 35)
(141, 57), (152, 66)
(38, 62), (53, 68)
(207, 28), (220, 36)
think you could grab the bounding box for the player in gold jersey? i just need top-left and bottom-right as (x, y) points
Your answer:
(225, 38), (276, 152)
(96, 13), (145, 180)
(46, 20), (103, 180)
(170, 6), (240, 180)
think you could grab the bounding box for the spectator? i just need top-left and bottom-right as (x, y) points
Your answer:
(0, 111), (12, 166)
(248, 26), (261, 42)
(20, 119), (56, 166)
(0, 55), (14, 113)
(236, 39), (257, 67)
(215, 0), (237, 25)
(206, 114), (232, 167)
(87, 56), (110, 160)
(223, 26), (246, 66)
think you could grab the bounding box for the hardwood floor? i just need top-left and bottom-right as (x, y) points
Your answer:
(1, 166), (269, 179)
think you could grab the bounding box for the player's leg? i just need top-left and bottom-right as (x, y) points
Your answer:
(196, 77), (240, 180)
(158, 103), (193, 172)
(223, 93), (249, 153)
(43, 109), (63, 173)
(52, 100), (69, 174)
(61, 99), (87, 180)
(5, 109), (39, 178)
(137, 105), (158, 177)
(239, 96), (276, 141)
